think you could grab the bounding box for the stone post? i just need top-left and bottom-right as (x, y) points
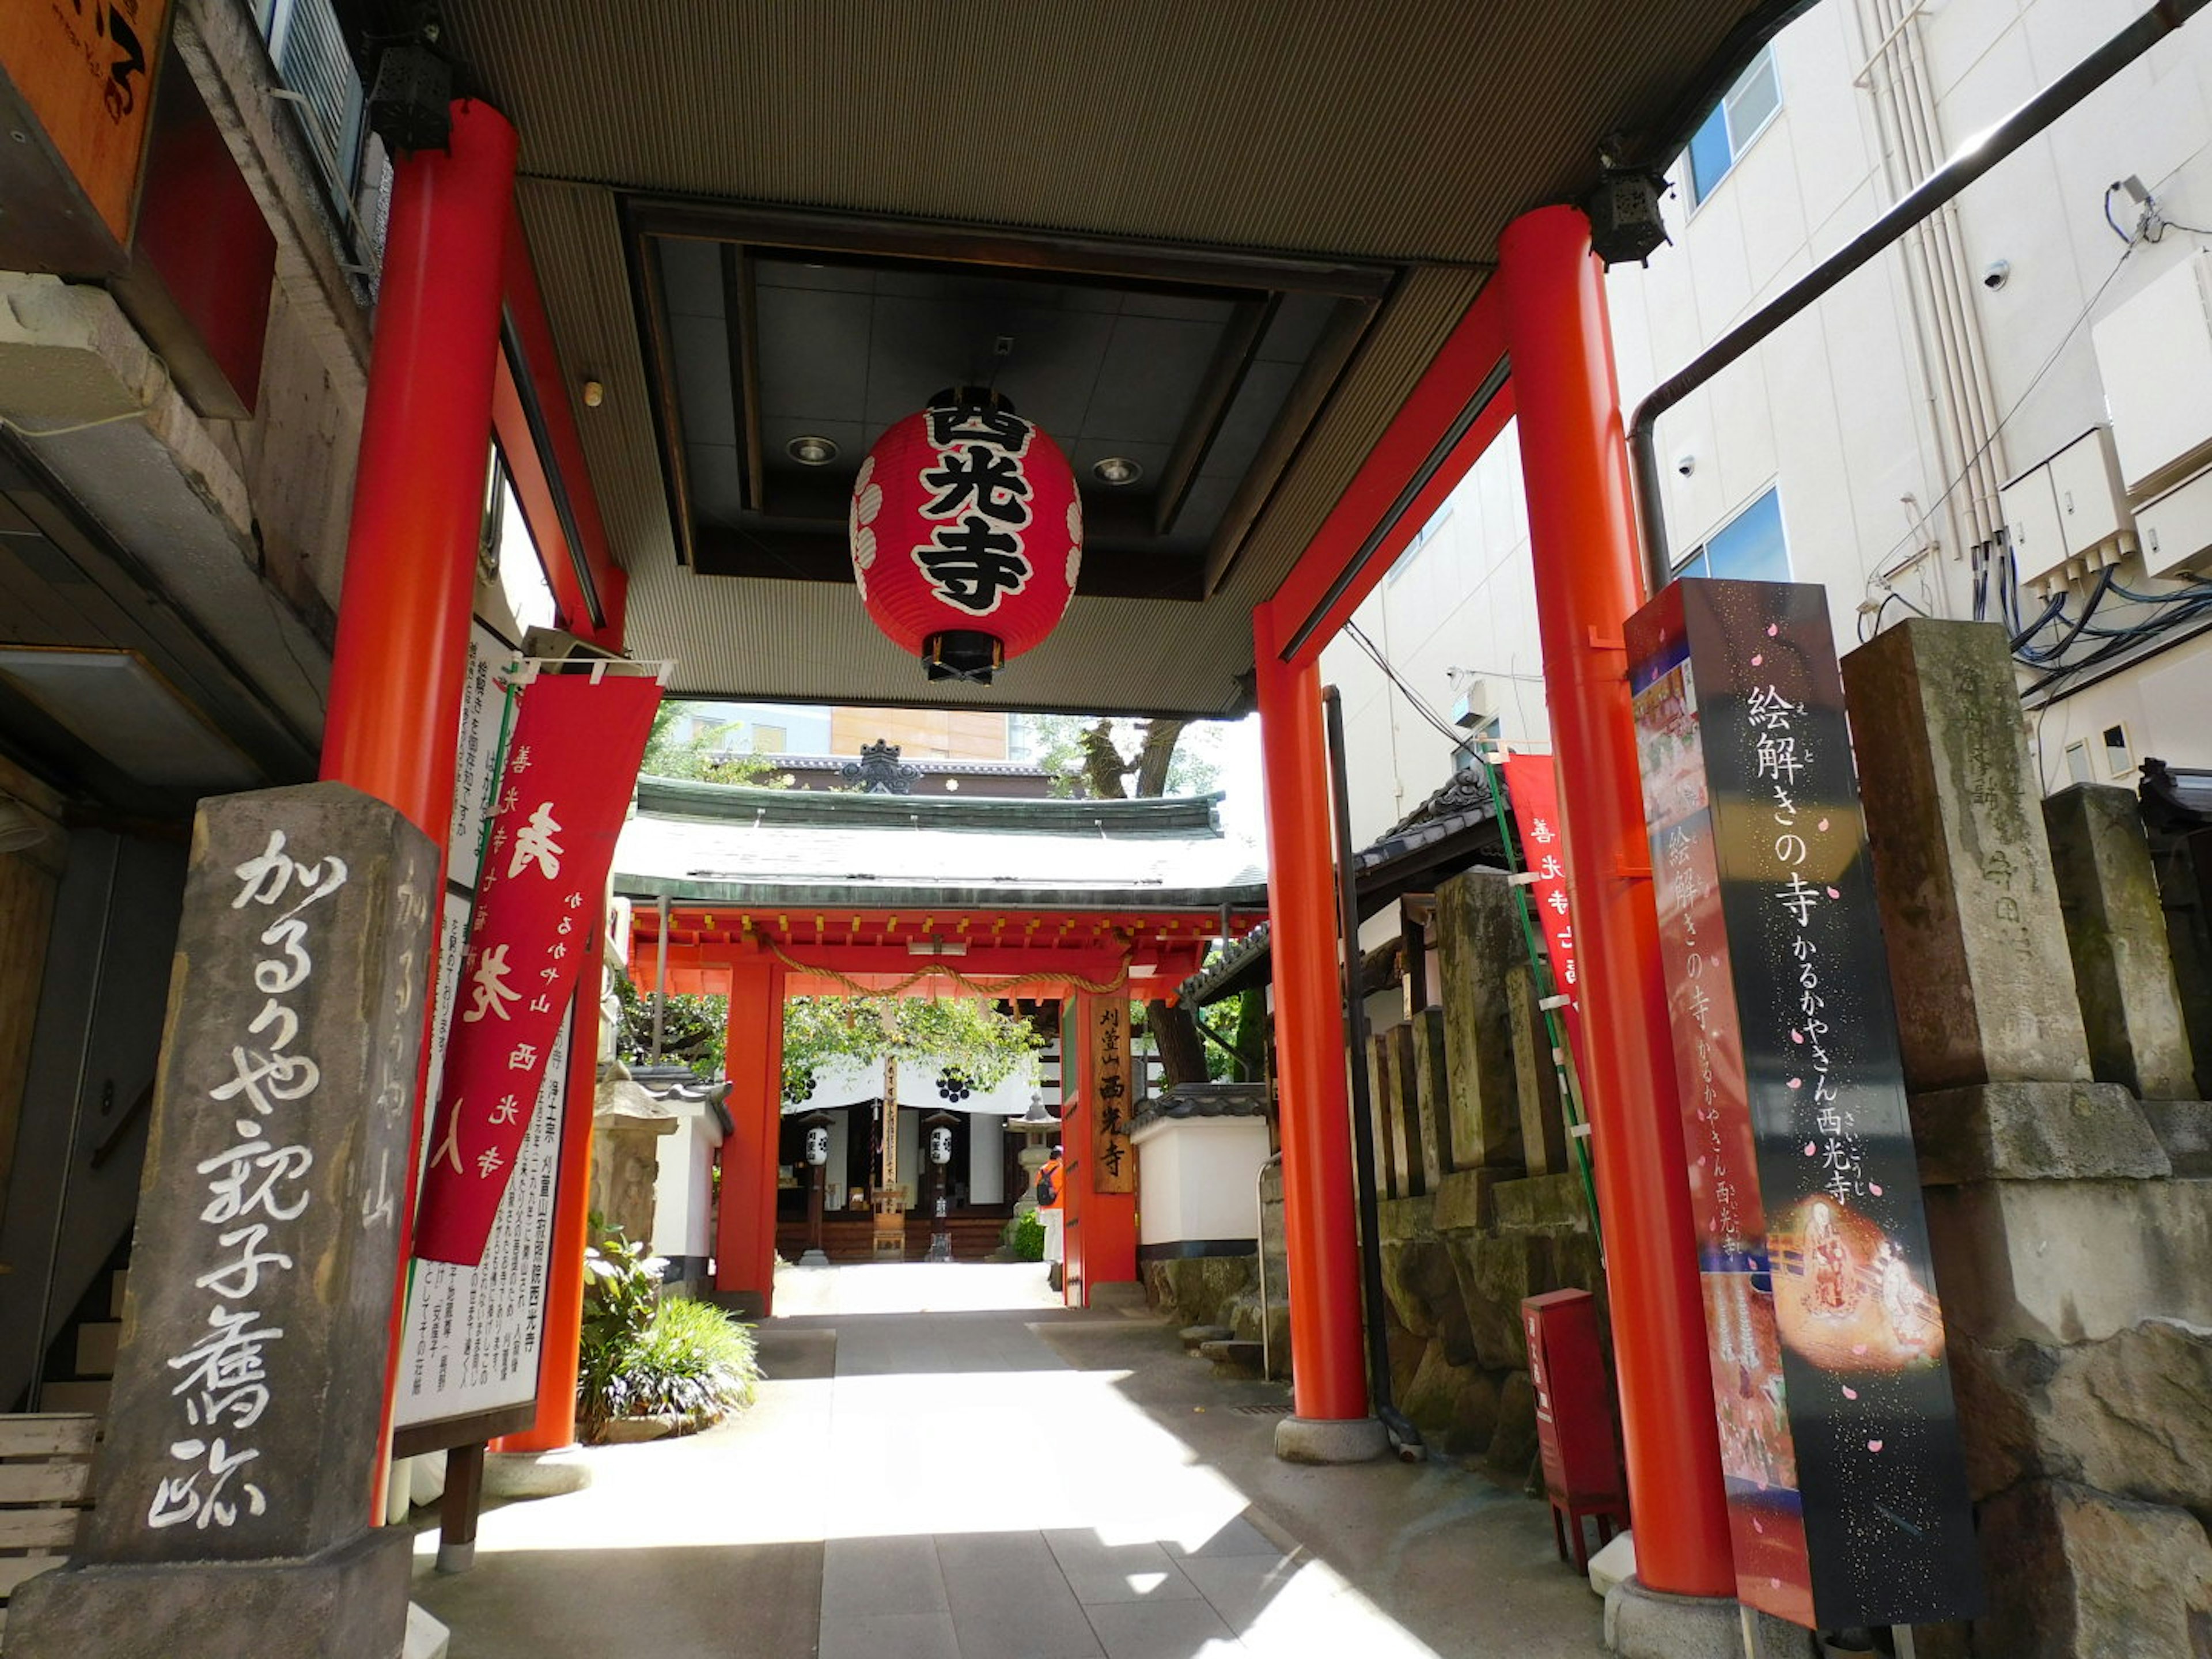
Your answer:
(1433, 869), (1527, 1169)
(1386, 1022), (1433, 1196)
(2042, 783), (2198, 1101)
(1505, 962), (1568, 1177)
(1409, 1007), (1452, 1193)
(7, 784), (435, 1659)
(1839, 618), (2091, 1091)
(1840, 622), (2212, 1656)
(1366, 1033), (1403, 1199)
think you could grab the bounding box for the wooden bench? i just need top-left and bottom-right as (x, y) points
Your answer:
(0, 1415), (96, 1649)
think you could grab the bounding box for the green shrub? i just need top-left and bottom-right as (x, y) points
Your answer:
(1006, 1209), (1044, 1262)
(575, 1228), (759, 1438)
(614, 1298), (760, 1425)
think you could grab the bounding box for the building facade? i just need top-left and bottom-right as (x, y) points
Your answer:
(1328, 0), (2212, 842)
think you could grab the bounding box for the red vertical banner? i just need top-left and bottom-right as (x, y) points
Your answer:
(1499, 752), (1589, 1092)
(414, 671), (661, 1265)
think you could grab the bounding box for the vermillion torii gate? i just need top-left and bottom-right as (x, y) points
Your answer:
(300, 0), (1790, 1598)
(635, 904), (1247, 1313)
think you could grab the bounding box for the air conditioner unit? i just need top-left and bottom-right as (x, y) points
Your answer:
(1450, 680), (1489, 729)
(1999, 427), (2137, 599)
(2092, 251), (2212, 497)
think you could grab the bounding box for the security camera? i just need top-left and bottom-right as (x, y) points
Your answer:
(1983, 259), (2011, 291)
(1675, 453), (1696, 478)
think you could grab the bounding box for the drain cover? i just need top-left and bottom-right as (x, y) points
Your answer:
(1232, 1403), (1292, 1416)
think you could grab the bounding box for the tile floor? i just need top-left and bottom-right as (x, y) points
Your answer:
(412, 1262), (1605, 1658)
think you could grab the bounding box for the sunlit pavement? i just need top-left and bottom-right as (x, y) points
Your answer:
(410, 1263), (1604, 1657)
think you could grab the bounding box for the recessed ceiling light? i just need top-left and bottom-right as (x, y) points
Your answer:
(788, 435), (839, 465)
(1092, 456), (1142, 486)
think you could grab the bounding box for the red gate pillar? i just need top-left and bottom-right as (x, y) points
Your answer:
(1067, 992), (1137, 1297)
(321, 100), (517, 839)
(1497, 204), (1732, 1595)
(717, 957), (786, 1313)
(1252, 604), (1373, 1440)
(317, 101), (517, 1515)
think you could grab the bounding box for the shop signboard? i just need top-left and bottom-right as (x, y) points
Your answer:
(1626, 578), (1979, 1629)
(0, 0), (167, 268)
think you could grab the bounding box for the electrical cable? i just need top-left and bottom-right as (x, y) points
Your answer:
(2105, 183), (2137, 246)
(1342, 620), (1480, 756)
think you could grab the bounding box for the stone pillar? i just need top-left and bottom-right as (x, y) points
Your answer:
(590, 1077), (680, 1246)
(1839, 618), (2092, 1091)
(1433, 869), (1527, 1169)
(1386, 1022), (1434, 1196)
(1505, 962), (1568, 1176)
(1409, 1008), (1452, 1194)
(1366, 1033), (1403, 1199)
(2042, 783), (2198, 1100)
(7, 784), (435, 1659)
(1841, 621), (2212, 1656)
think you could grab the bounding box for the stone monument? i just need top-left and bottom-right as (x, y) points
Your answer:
(7, 783), (437, 1659)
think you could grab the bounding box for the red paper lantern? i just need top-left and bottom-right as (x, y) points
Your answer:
(849, 389), (1082, 682)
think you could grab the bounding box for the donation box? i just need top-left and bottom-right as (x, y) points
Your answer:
(1524, 1289), (1627, 1569)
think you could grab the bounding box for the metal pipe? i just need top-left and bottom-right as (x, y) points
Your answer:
(1630, 0), (2208, 593)
(1323, 688), (1423, 1460)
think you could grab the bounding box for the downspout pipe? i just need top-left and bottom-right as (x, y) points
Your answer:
(1323, 686), (1425, 1463)
(1629, 0), (2208, 593)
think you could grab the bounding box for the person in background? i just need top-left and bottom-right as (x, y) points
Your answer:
(1037, 1143), (1065, 1293)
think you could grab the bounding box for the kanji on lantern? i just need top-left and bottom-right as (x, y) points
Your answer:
(850, 390), (1081, 684)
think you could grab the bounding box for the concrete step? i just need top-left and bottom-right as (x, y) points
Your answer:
(1179, 1324), (1234, 1351)
(37, 1381), (109, 1416)
(73, 1321), (120, 1379)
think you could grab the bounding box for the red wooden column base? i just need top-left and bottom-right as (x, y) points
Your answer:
(1251, 604), (1369, 1423)
(717, 957), (786, 1312)
(1497, 204), (1733, 1597)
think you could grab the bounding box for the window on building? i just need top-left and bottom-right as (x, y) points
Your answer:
(2103, 724), (2134, 778)
(1450, 714), (1501, 775)
(1671, 486), (1790, 585)
(255, 0), (382, 271)
(1687, 46), (1782, 206)
(1385, 508), (1453, 586)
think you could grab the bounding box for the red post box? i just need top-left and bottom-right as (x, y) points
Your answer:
(1524, 1288), (1629, 1572)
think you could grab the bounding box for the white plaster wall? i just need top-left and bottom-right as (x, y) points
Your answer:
(1131, 1118), (1273, 1247)
(968, 1113), (1006, 1205)
(650, 1103), (725, 1262)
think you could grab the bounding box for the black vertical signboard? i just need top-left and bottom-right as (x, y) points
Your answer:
(1627, 579), (1979, 1628)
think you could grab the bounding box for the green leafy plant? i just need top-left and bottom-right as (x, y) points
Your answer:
(613, 975), (729, 1081)
(575, 1225), (759, 1438)
(614, 1298), (759, 1424)
(640, 703), (791, 789)
(1005, 1209), (1045, 1262)
(780, 995), (1042, 1100)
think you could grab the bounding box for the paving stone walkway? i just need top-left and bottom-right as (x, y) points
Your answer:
(412, 1263), (1604, 1658)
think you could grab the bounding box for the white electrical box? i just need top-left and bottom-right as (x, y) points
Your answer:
(2001, 428), (2136, 596)
(2092, 251), (2212, 495)
(2134, 466), (2212, 578)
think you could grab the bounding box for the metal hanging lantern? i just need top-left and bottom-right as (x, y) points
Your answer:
(849, 387), (1082, 683)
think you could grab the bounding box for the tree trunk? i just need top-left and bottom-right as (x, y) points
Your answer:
(1077, 719), (1128, 798)
(1145, 996), (1209, 1088)
(1132, 718), (1187, 797)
